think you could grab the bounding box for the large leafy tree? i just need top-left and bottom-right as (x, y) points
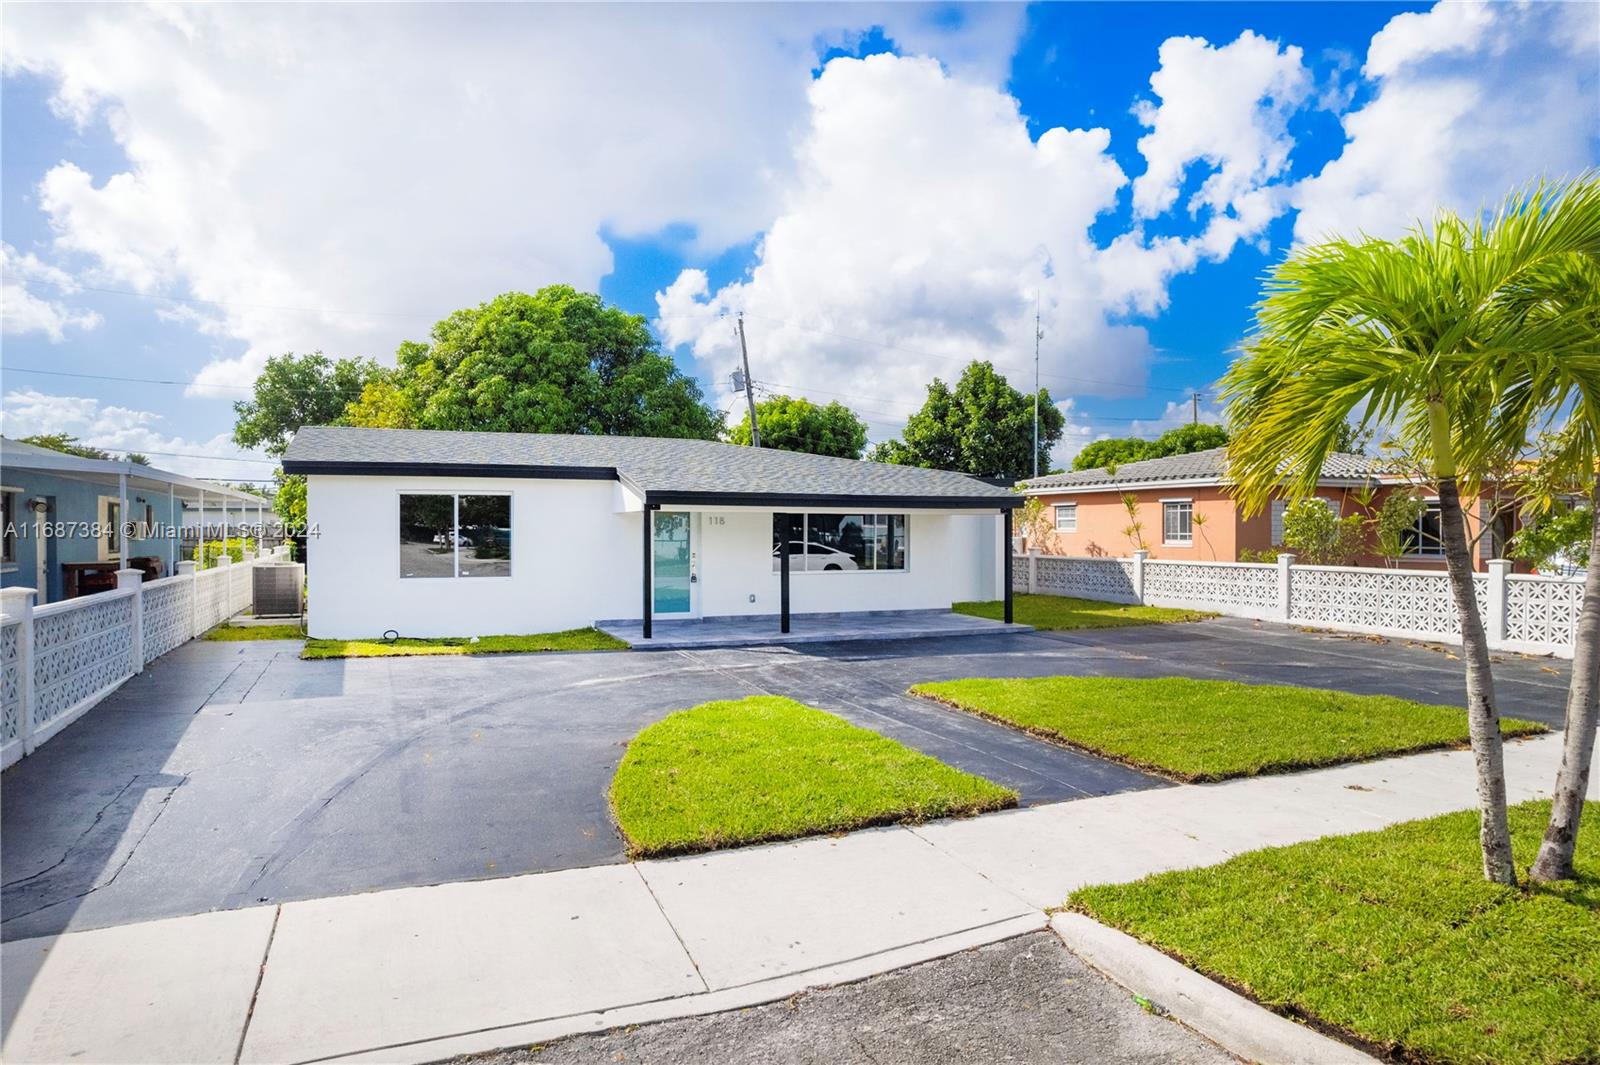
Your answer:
(1071, 423), (1228, 471)
(1221, 176), (1600, 885)
(728, 395), (868, 459)
(872, 361), (1062, 481)
(233, 351), (384, 457)
(346, 287), (721, 439)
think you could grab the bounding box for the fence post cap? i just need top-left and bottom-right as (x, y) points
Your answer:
(175, 560), (197, 575)
(1486, 558), (1514, 573)
(1132, 549), (1149, 561)
(115, 568), (145, 588)
(1277, 552), (1296, 566)
(0, 586), (38, 612)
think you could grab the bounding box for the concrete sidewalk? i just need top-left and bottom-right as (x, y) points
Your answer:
(3, 732), (1591, 1065)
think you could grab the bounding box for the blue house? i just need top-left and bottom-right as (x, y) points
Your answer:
(1, 438), (274, 604)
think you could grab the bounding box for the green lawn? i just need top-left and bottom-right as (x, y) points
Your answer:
(1071, 801), (1600, 1065)
(609, 695), (1016, 857)
(908, 676), (1544, 782)
(954, 594), (1215, 630)
(300, 628), (627, 659)
(204, 623), (305, 641)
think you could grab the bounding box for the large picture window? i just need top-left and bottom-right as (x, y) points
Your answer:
(772, 513), (907, 572)
(399, 493), (512, 578)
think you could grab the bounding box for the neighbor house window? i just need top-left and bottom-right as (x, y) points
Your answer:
(1, 491), (16, 565)
(772, 513), (907, 572)
(99, 496), (122, 560)
(399, 493), (512, 578)
(1402, 501), (1445, 558)
(1270, 497), (1339, 545)
(1162, 501), (1193, 546)
(1054, 503), (1077, 532)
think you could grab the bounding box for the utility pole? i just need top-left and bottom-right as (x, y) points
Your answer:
(1032, 294), (1042, 478)
(1192, 391), (1200, 425)
(737, 313), (761, 448)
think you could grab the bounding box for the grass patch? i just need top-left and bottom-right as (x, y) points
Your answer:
(609, 695), (1016, 857)
(954, 594), (1214, 631)
(204, 623), (304, 641)
(300, 627), (626, 659)
(1070, 800), (1600, 1065)
(908, 676), (1544, 782)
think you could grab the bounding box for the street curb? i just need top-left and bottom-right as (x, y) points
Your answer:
(1049, 913), (1378, 1065)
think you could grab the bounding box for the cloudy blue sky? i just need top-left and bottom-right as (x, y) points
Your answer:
(2, 1), (1596, 481)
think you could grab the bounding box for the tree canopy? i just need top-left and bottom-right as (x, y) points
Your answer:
(728, 395), (868, 459)
(343, 287), (721, 440)
(1071, 423), (1228, 471)
(232, 351), (384, 457)
(869, 361), (1062, 482)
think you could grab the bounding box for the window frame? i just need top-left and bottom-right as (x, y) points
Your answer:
(397, 490), (514, 580)
(771, 512), (910, 574)
(1, 490), (16, 567)
(1053, 503), (1077, 532)
(1161, 499), (1194, 547)
(1402, 498), (1447, 559)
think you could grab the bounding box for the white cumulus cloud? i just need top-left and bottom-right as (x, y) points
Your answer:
(1, 3), (1025, 393)
(0, 388), (272, 480)
(658, 53), (1172, 442)
(1292, 1), (1599, 243)
(1, 242), (101, 341)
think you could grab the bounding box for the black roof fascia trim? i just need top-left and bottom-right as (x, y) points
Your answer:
(281, 460), (619, 480)
(644, 491), (1020, 510)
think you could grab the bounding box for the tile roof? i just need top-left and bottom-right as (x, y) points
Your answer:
(1018, 446), (1385, 491)
(281, 426), (1018, 506)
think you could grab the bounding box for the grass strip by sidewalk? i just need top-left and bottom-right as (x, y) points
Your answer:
(954, 594), (1215, 631)
(610, 695), (1016, 858)
(908, 676), (1543, 782)
(301, 627), (626, 659)
(204, 623), (305, 641)
(1071, 800), (1600, 1065)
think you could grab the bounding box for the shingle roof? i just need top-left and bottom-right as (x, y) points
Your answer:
(281, 426), (1018, 507)
(1018, 446), (1384, 492)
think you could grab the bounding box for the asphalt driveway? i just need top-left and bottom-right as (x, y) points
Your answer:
(1, 617), (1571, 941)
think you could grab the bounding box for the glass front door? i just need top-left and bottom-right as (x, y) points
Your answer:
(652, 511), (694, 616)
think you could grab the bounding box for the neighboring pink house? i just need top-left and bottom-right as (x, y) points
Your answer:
(1017, 447), (1521, 573)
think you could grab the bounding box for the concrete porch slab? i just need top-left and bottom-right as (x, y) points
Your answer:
(596, 609), (1031, 649)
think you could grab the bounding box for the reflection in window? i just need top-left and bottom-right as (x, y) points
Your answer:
(458, 495), (512, 578)
(771, 513), (906, 572)
(400, 494), (457, 578)
(1162, 501), (1193, 545)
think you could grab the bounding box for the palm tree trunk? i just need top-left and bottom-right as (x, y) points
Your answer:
(1530, 476), (1600, 882)
(1437, 475), (1519, 884)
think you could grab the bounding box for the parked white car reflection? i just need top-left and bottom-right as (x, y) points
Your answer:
(432, 531), (476, 547)
(772, 540), (859, 571)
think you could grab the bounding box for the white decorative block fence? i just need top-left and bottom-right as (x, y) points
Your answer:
(1016, 550), (1582, 658)
(0, 546), (292, 770)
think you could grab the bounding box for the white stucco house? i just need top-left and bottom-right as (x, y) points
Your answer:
(281, 426), (1019, 640)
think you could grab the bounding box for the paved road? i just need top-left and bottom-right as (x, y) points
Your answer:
(0, 617), (1571, 940)
(449, 932), (1238, 1065)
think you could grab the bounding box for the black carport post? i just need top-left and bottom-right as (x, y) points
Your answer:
(779, 512), (791, 634)
(1002, 507), (1014, 625)
(642, 503), (656, 640)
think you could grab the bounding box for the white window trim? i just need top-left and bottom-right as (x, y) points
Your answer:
(397, 490), (514, 580)
(97, 494), (122, 562)
(1403, 497), (1447, 559)
(1161, 498), (1194, 547)
(1053, 503), (1077, 532)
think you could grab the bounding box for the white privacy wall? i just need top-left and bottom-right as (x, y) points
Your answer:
(306, 475), (641, 639)
(305, 475), (1007, 638)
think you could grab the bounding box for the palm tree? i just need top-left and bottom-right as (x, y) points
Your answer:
(1470, 219), (1600, 882)
(1222, 176), (1600, 885)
